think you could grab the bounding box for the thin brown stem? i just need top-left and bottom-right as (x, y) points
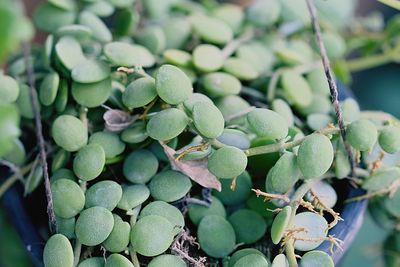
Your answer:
(175, 143), (209, 161)
(305, 0), (355, 176)
(23, 42), (56, 231)
(310, 189), (343, 229)
(346, 178), (400, 203)
(252, 189), (290, 203)
(171, 230), (206, 267)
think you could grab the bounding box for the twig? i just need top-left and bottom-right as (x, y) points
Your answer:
(175, 143), (209, 161)
(291, 234), (344, 254)
(305, 0), (355, 176)
(252, 189), (290, 203)
(283, 178), (324, 267)
(117, 66), (153, 79)
(370, 151), (385, 172)
(138, 98), (158, 120)
(309, 189), (343, 229)
(346, 177), (400, 203)
(23, 42), (56, 231)
(171, 230), (206, 267)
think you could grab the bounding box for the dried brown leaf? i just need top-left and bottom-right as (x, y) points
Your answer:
(160, 142), (221, 191)
(103, 109), (138, 132)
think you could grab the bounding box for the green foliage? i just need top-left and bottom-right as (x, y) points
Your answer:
(43, 234), (74, 267)
(85, 181), (122, 211)
(208, 146), (247, 178)
(130, 215), (175, 257)
(73, 144), (106, 181)
(75, 206), (114, 246)
(51, 179), (85, 219)
(197, 215), (236, 258)
(2, 0), (400, 266)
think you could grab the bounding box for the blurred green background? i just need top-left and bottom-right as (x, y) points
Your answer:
(0, 206), (33, 267)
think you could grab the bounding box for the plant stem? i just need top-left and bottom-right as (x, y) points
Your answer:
(207, 138), (227, 149)
(305, 0), (355, 176)
(73, 241), (82, 267)
(346, 36), (400, 72)
(128, 205), (142, 266)
(79, 106), (89, 128)
(346, 52), (395, 72)
(225, 106), (256, 123)
(73, 181), (87, 267)
(361, 111), (400, 124)
(117, 66), (153, 79)
(0, 162), (34, 198)
(23, 42), (56, 231)
(244, 127), (340, 157)
(285, 178), (322, 267)
(377, 0), (400, 11)
(129, 248), (141, 267)
(285, 242), (298, 267)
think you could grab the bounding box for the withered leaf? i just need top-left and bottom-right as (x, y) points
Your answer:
(103, 109), (138, 132)
(160, 142), (221, 191)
